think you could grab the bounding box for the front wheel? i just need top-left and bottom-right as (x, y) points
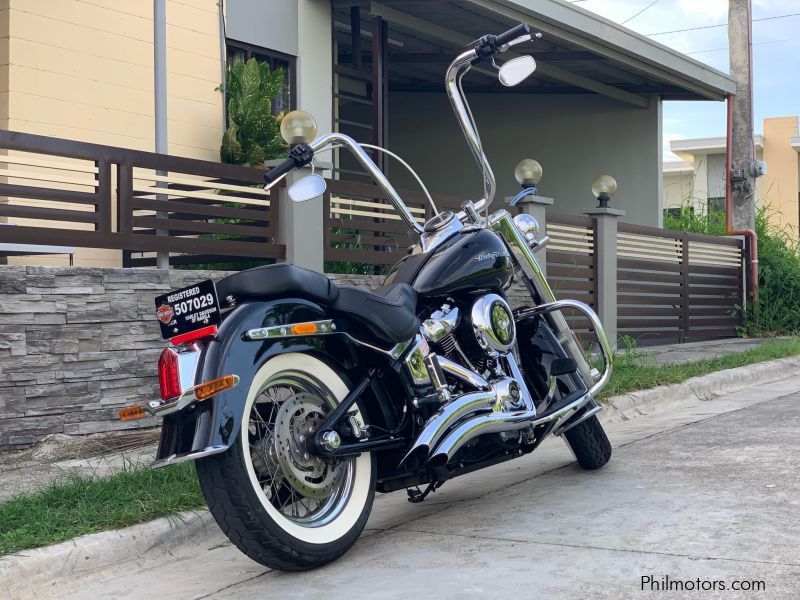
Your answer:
(563, 415), (612, 470)
(196, 353), (375, 571)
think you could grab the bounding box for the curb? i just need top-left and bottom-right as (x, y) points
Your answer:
(0, 510), (217, 599)
(598, 354), (800, 423)
(3, 354), (800, 594)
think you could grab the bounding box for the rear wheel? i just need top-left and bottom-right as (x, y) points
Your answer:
(563, 415), (612, 470)
(196, 353), (375, 571)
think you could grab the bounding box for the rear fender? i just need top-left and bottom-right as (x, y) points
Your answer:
(153, 298), (380, 467)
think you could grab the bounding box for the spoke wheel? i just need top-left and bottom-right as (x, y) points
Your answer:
(196, 353), (375, 571)
(246, 379), (354, 528)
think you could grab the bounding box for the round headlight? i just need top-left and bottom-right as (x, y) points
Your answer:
(514, 159), (543, 187)
(513, 213), (540, 237)
(280, 110), (317, 145)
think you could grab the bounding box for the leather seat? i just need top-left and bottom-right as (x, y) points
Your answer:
(332, 283), (419, 344)
(216, 264), (419, 344)
(216, 263), (338, 306)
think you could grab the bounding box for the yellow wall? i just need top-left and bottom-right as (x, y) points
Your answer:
(1, 0), (224, 267)
(762, 116), (800, 233)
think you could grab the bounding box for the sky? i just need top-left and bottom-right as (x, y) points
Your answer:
(567, 0), (800, 160)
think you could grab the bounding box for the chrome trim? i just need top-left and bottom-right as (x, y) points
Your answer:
(446, 49), (495, 213)
(422, 305), (460, 343)
(313, 133), (424, 235)
(404, 334), (431, 386)
(420, 212), (464, 254)
(516, 299), (613, 398)
(470, 293), (515, 353)
(244, 319), (335, 341)
(151, 444), (228, 468)
(146, 344), (202, 416)
(438, 355), (491, 390)
(490, 210), (596, 385)
(552, 401), (603, 437)
(399, 389), (498, 465)
(504, 352), (535, 413)
(340, 333), (413, 360)
(428, 391), (593, 466)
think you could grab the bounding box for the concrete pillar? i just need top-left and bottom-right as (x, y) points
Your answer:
(269, 161), (330, 272)
(584, 206), (624, 349)
(507, 194), (553, 277)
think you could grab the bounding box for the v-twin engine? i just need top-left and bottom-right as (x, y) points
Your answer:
(404, 297), (594, 469)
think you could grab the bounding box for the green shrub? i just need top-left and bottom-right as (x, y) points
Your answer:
(221, 58), (286, 166)
(664, 205), (800, 335)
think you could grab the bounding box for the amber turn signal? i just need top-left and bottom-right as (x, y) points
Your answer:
(290, 322), (319, 335)
(194, 375), (239, 400)
(118, 405), (147, 421)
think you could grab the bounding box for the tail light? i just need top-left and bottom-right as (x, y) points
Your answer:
(171, 325), (217, 346)
(158, 348), (181, 400)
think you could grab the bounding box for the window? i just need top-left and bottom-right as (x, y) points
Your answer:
(226, 41), (296, 115)
(708, 197), (726, 214)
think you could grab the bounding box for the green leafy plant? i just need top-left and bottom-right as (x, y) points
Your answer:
(221, 58), (286, 166)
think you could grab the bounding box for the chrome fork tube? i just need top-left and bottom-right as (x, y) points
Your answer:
(490, 210), (596, 386)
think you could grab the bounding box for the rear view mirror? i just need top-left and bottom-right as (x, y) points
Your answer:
(498, 55), (537, 87)
(288, 174), (327, 202)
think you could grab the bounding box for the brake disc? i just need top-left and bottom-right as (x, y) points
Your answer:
(273, 392), (338, 499)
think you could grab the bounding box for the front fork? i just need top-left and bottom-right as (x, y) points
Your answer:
(489, 210), (613, 408)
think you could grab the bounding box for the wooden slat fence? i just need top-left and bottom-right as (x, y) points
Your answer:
(0, 130), (284, 266)
(323, 178), (463, 270)
(546, 212), (598, 338)
(617, 222), (744, 345)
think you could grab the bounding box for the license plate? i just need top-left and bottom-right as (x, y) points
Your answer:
(154, 280), (221, 339)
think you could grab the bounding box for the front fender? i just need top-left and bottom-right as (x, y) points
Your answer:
(153, 298), (364, 466)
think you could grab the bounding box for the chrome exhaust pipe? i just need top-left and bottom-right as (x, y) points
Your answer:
(427, 390), (591, 467)
(399, 390), (497, 466)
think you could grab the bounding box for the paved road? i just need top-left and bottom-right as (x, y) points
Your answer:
(42, 377), (800, 599)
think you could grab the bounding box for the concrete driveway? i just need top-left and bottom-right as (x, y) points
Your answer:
(45, 376), (800, 599)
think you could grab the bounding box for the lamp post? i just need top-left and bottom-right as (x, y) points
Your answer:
(507, 158), (551, 276)
(269, 110), (327, 271)
(585, 174), (622, 349)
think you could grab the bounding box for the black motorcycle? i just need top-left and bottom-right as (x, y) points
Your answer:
(147, 24), (613, 571)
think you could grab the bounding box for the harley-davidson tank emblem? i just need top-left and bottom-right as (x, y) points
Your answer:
(474, 251), (502, 262)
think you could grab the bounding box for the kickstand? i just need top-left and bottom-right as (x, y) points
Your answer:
(406, 481), (441, 503)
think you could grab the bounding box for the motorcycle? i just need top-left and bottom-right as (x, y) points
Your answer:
(147, 23), (613, 571)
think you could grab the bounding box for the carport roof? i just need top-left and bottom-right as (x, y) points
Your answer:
(336, 0), (736, 106)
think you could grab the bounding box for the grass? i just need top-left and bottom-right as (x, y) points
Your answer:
(3, 337), (800, 557)
(0, 461), (203, 557)
(599, 336), (800, 399)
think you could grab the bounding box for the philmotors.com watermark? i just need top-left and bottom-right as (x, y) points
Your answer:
(641, 575), (766, 592)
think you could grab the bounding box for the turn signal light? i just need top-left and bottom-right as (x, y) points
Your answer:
(194, 375), (239, 400)
(290, 322), (319, 335)
(118, 405), (147, 421)
(171, 325), (218, 346)
(158, 348), (181, 400)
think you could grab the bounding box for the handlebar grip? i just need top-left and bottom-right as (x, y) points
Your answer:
(496, 22), (530, 47)
(263, 143), (315, 185)
(264, 157), (296, 185)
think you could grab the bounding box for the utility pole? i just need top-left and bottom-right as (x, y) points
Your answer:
(728, 0), (756, 232)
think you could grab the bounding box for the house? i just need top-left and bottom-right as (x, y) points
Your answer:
(1, 0), (736, 267)
(663, 116), (800, 234)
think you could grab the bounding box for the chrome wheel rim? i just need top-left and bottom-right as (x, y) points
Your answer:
(246, 371), (355, 528)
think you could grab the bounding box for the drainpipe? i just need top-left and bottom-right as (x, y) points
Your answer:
(218, 0), (227, 128)
(725, 93), (759, 303)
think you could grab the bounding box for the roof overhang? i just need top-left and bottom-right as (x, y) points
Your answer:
(334, 0), (736, 107)
(792, 135), (800, 152)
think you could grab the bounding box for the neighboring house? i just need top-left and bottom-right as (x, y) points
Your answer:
(663, 116), (800, 234)
(1, 0), (736, 267)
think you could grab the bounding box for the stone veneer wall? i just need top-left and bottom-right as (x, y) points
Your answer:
(0, 267), (530, 448)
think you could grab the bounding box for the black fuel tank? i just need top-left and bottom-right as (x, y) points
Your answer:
(386, 229), (513, 298)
